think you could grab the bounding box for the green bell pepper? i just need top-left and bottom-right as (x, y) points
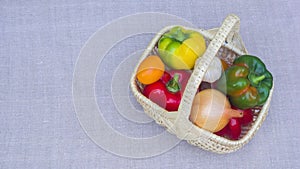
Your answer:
(217, 55), (273, 109)
(158, 26), (206, 70)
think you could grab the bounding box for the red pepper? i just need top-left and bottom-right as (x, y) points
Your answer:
(143, 70), (191, 111)
(160, 72), (172, 84)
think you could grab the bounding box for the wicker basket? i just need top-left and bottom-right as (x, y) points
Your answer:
(130, 14), (274, 154)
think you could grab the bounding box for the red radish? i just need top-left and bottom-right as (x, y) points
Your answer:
(214, 106), (253, 140)
(240, 109), (253, 125)
(232, 107), (254, 125)
(214, 125), (229, 137)
(228, 118), (241, 140)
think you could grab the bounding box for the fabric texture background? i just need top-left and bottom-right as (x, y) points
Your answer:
(1, 0), (300, 168)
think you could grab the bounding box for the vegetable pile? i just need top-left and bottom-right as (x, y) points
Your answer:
(135, 26), (273, 140)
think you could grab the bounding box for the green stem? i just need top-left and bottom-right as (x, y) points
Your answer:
(172, 27), (187, 42)
(251, 74), (266, 85)
(166, 74), (181, 93)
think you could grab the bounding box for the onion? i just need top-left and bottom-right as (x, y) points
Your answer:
(189, 89), (243, 132)
(203, 57), (222, 83)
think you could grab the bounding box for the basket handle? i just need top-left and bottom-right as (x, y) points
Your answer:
(174, 14), (241, 139)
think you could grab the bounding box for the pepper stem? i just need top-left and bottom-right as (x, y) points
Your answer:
(166, 74), (181, 93)
(176, 30), (185, 42)
(172, 27), (187, 42)
(251, 74), (266, 85)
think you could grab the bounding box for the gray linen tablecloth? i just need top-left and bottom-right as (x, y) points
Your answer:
(1, 0), (300, 168)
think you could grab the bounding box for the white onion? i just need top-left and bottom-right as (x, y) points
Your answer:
(203, 57), (222, 83)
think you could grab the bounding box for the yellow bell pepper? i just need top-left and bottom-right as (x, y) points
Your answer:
(158, 27), (206, 70)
